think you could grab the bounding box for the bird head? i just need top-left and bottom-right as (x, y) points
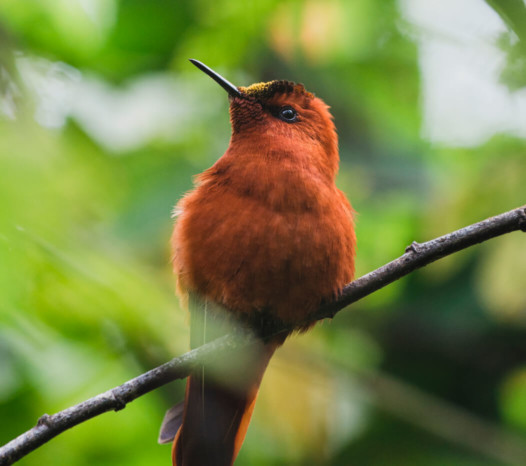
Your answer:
(189, 59), (339, 179)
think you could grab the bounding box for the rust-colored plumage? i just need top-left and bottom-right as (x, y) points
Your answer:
(166, 60), (356, 465)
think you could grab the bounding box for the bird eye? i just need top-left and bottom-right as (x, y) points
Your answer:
(278, 106), (297, 122)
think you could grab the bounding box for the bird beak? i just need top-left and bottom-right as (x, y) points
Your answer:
(189, 59), (242, 98)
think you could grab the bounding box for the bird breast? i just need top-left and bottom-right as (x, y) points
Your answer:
(173, 161), (355, 327)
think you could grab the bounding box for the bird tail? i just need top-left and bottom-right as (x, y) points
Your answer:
(171, 338), (280, 466)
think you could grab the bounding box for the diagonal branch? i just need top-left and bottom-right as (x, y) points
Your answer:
(314, 204), (526, 320)
(1, 205), (525, 466)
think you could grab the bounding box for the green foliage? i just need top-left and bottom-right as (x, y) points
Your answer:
(1, 0), (526, 464)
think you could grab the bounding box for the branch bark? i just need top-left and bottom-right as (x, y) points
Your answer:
(1, 205), (525, 466)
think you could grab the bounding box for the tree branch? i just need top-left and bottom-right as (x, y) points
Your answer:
(1, 205), (525, 466)
(315, 204), (526, 321)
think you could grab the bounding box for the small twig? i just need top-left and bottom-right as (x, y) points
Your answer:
(0, 205), (525, 465)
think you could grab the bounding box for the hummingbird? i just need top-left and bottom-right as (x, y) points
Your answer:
(162, 59), (356, 466)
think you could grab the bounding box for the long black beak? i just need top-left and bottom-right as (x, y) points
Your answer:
(189, 59), (242, 98)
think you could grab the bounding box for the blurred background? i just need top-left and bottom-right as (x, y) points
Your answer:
(1, 0), (526, 464)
